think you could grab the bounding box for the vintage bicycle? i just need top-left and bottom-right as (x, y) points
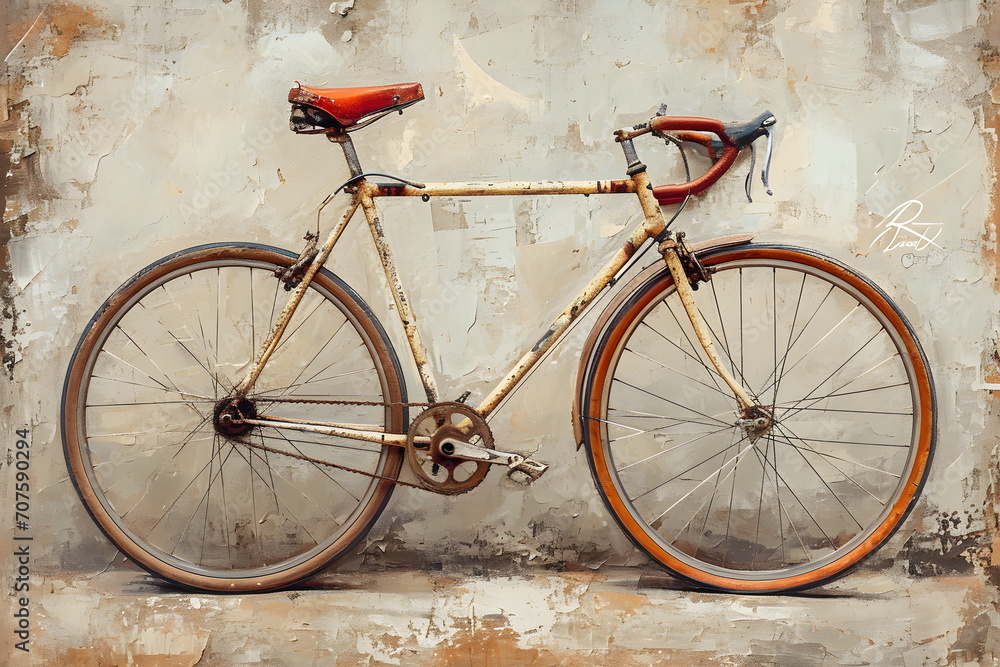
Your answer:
(61, 82), (936, 594)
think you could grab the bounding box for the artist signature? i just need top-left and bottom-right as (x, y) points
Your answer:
(868, 200), (942, 253)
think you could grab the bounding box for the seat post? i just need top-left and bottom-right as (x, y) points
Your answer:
(327, 131), (363, 177)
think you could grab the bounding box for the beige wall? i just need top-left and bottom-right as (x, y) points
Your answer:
(2, 0), (998, 589)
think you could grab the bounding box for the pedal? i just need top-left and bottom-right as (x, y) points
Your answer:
(505, 455), (549, 483)
(437, 437), (549, 483)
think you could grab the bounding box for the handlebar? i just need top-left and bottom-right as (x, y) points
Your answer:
(616, 110), (775, 205)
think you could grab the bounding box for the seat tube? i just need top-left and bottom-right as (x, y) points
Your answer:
(358, 185), (441, 403)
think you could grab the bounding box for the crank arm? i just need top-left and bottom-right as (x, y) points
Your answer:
(439, 437), (549, 480)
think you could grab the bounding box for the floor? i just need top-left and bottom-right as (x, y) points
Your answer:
(12, 564), (998, 666)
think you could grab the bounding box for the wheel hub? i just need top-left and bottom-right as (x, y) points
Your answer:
(739, 405), (774, 442)
(214, 398), (258, 437)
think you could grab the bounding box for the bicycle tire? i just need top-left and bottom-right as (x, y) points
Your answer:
(582, 244), (935, 593)
(62, 243), (407, 593)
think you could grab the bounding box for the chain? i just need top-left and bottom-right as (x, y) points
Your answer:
(258, 396), (435, 409)
(236, 435), (430, 491)
(237, 396), (438, 491)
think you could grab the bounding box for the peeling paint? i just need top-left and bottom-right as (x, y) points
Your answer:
(2, 0), (1000, 661)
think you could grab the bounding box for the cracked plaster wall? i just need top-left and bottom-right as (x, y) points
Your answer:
(2, 0), (1000, 633)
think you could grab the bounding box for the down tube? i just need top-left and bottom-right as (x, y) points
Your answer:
(477, 222), (654, 418)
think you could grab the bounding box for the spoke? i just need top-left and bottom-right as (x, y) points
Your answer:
(771, 329), (881, 419)
(624, 347), (737, 403)
(99, 348), (171, 395)
(268, 358), (378, 400)
(152, 281), (226, 396)
(613, 378), (734, 429)
(271, 295), (330, 358)
(687, 429), (742, 556)
(754, 283), (838, 397)
(769, 305), (866, 397)
(261, 428), (365, 504)
(256, 431), (385, 457)
(215, 268), (222, 386)
(248, 434), (261, 564)
(249, 267), (256, 372)
(738, 268), (745, 387)
(657, 301), (732, 398)
(644, 432), (758, 525)
(778, 354), (909, 422)
(751, 434), (840, 553)
(752, 436), (772, 568)
(770, 422), (865, 531)
(92, 432), (213, 471)
(773, 423), (897, 504)
(273, 318), (352, 400)
(617, 425), (734, 471)
(776, 381), (909, 403)
(709, 276), (733, 367)
(192, 272), (223, 398)
(170, 433), (229, 563)
(125, 436), (233, 533)
(771, 432), (786, 564)
(228, 437), (327, 550)
(774, 433), (901, 479)
(633, 429), (755, 504)
(113, 328), (209, 422)
(99, 430), (213, 498)
(600, 409), (732, 433)
(219, 433), (233, 564)
(198, 433), (219, 567)
(776, 435), (911, 449)
(693, 291), (759, 402)
(771, 272), (807, 407)
(782, 406), (912, 416)
(88, 373), (215, 402)
(87, 398), (217, 408)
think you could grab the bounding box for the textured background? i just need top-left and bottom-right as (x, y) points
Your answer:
(2, 0), (1000, 663)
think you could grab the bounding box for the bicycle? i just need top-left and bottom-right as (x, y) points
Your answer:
(61, 81), (936, 594)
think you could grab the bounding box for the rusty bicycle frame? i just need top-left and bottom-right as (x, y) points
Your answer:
(228, 113), (769, 474)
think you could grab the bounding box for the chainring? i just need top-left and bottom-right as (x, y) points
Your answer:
(405, 402), (493, 495)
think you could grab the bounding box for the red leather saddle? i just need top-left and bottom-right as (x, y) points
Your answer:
(288, 82), (424, 131)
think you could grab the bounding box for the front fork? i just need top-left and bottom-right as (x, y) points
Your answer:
(657, 234), (774, 439)
(623, 138), (770, 437)
(657, 234), (755, 409)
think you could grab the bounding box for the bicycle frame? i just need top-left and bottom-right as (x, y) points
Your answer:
(231, 131), (756, 447)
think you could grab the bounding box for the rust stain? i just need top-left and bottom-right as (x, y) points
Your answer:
(591, 590), (647, 620)
(0, 2), (109, 380)
(1, 77), (23, 381)
(979, 5), (1000, 286)
(47, 2), (107, 58)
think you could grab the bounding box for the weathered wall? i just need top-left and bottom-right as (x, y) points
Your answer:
(2, 0), (1000, 657)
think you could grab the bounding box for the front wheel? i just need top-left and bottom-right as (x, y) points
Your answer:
(582, 244), (935, 593)
(62, 243), (407, 592)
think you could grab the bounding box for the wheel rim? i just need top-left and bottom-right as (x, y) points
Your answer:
(587, 248), (933, 587)
(65, 249), (401, 583)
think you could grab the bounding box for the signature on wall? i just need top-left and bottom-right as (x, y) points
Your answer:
(868, 200), (942, 253)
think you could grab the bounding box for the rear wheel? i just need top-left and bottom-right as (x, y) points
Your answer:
(583, 244), (935, 592)
(62, 243), (406, 592)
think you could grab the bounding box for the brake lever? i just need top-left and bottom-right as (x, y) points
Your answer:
(744, 127), (774, 203)
(761, 126), (774, 196)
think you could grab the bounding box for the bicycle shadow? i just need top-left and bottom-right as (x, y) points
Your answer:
(633, 571), (896, 600)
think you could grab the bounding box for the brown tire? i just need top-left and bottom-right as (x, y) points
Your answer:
(582, 244), (935, 593)
(62, 243), (406, 592)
